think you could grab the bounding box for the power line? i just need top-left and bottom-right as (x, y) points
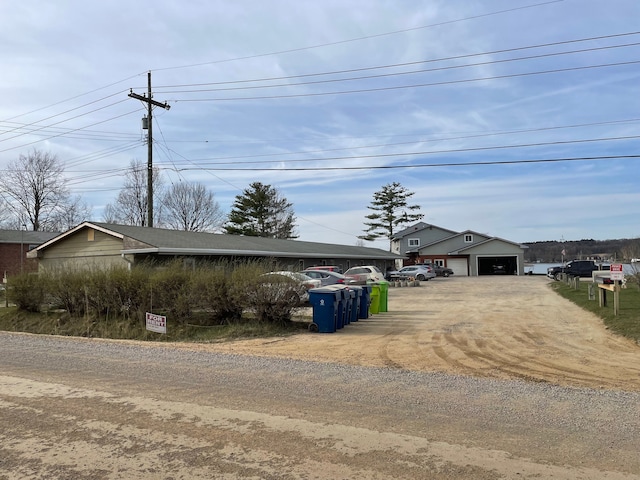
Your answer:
(152, 0), (564, 72)
(153, 134), (640, 168)
(0, 108), (141, 154)
(171, 60), (640, 102)
(154, 117), (640, 162)
(152, 34), (640, 93)
(169, 155), (640, 172)
(0, 92), (128, 141)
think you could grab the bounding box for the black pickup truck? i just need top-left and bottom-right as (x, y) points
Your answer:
(547, 260), (609, 280)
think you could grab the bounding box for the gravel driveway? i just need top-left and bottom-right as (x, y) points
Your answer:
(1, 276), (639, 479)
(210, 276), (640, 391)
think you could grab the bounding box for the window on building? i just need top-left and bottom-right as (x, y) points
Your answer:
(408, 238), (420, 247)
(464, 234), (473, 243)
(87, 229), (95, 242)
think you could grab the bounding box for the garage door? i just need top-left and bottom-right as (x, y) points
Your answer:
(447, 258), (468, 276)
(477, 256), (518, 275)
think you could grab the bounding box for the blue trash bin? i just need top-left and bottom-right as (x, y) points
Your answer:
(348, 286), (362, 322)
(326, 285), (347, 329)
(308, 287), (339, 333)
(342, 288), (353, 325)
(359, 284), (372, 319)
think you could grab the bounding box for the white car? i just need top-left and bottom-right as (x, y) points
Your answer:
(389, 265), (436, 281)
(343, 265), (385, 284)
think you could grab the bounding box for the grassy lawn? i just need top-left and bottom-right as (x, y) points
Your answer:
(550, 280), (640, 342)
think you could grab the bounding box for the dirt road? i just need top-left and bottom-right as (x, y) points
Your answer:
(208, 276), (640, 390)
(1, 276), (639, 479)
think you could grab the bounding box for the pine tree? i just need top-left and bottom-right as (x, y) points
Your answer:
(224, 182), (297, 239)
(360, 182), (423, 249)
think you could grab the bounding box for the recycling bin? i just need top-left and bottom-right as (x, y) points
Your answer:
(359, 284), (372, 319)
(378, 280), (389, 312)
(349, 285), (362, 322)
(307, 287), (339, 333)
(344, 288), (356, 325)
(369, 283), (381, 314)
(325, 285), (347, 329)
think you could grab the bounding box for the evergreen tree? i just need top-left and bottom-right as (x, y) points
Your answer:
(224, 182), (297, 239)
(360, 182), (423, 248)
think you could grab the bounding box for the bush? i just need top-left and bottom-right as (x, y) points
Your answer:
(241, 270), (303, 325)
(8, 274), (45, 312)
(149, 261), (195, 321)
(8, 260), (309, 331)
(191, 265), (243, 325)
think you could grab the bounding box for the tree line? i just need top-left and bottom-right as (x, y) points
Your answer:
(0, 149), (424, 247)
(8, 150), (635, 260)
(524, 238), (640, 263)
(0, 149), (298, 238)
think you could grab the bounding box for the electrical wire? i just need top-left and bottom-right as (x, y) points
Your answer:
(152, 0), (564, 72)
(0, 108), (142, 154)
(151, 134), (640, 168)
(153, 39), (640, 94)
(170, 59), (640, 102)
(168, 155), (640, 172)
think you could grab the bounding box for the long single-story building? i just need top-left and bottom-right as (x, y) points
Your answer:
(27, 222), (403, 272)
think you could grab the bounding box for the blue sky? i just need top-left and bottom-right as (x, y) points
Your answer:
(1, 0), (639, 250)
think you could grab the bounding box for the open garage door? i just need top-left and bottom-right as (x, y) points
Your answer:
(477, 256), (518, 275)
(447, 258), (468, 276)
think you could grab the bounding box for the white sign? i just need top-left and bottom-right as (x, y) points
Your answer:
(146, 312), (167, 334)
(610, 264), (624, 281)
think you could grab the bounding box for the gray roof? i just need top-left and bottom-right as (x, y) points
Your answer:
(36, 222), (403, 260)
(0, 230), (60, 245)
(392, 222), (457, 240)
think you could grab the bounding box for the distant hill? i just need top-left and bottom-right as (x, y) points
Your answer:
(524, 238), (640, 263)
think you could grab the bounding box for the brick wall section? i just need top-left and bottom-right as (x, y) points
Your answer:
(0, 243), (36, 277)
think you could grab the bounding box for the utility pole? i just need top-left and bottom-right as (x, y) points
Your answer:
(128, 71), (170, 228)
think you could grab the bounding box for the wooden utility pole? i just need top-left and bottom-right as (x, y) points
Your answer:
(128, 71), (170, 228)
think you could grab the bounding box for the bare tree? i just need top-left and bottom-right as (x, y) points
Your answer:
(49, 195), (93, 231)
(102, 159), (164, 226)
(0, 149), (75, 231)
(163, 181), (225, 232)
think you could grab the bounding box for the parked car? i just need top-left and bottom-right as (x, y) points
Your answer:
(344, 265), (385, 284)
(547, 260), (609, 280)
(304, 265), (343, 274)
(388, 265), (436, 281)
(412, 263), (453, 277)
(492, 264), (507, 275)
(260, 271), (321, 303)
(301, 269), (347, 286)
(432, 265), (454, 277)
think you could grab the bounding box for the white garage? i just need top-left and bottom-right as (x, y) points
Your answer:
(447, 258), (469, 276)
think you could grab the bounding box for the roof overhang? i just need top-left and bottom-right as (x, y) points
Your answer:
(122, 247), (402, 260)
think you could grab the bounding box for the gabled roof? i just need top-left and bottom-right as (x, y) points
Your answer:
(0, 230), (59, 245)
(32, 222), (403, 260)
(392, 222), (457, 240)
(448, 234), (529, 254)
(408, 229), (527, 254)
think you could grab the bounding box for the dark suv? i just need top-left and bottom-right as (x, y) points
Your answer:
(547, 260), (608, 280)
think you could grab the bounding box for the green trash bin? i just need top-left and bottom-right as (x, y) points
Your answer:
(378, 280), (389, 312)
(369, 284), (381, 314)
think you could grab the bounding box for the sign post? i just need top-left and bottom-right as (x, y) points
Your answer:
(610, 264), (623, 315)
(146, 312), (167, 334)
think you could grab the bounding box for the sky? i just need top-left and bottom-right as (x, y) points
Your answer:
(1, 0), (639, 250)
